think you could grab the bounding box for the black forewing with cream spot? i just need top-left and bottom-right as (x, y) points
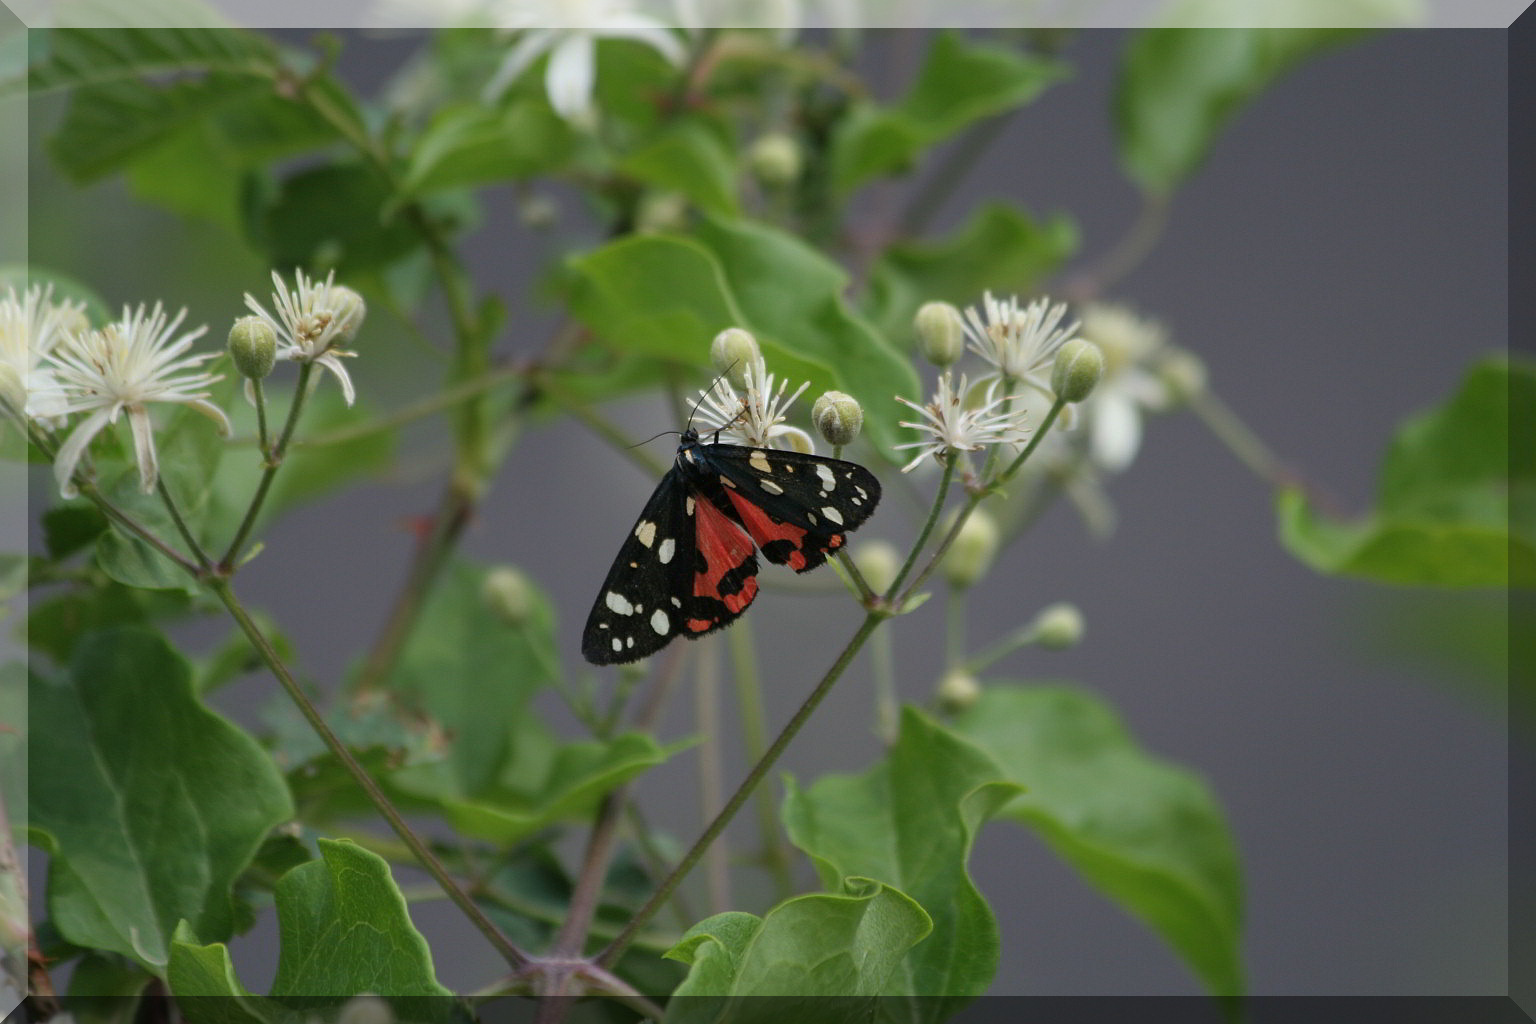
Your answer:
(581, 469), (702, 665)
(689, 439), (882, 572)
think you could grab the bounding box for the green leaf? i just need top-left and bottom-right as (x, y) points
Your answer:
(26, 583), (192, 666)
(67, 953), (154, 1024)
(26, 15), (276, 94)
(95, 529), (196, 592)
(393, 729), (672, 844)
(42, 504), (109, 559)
(569, 222), (921, 455)
(619, 118), (741, 216)
(665, 881), (931, 1017)
(783, 707), (1020, 1021)
(192, 610), (295, 693)
(385, 562), (558, 795)
(401, 100), (577, 196)
(253, 163), (423, 273)
(1280, 356), (1535, 587)
(48, 74), (267, 183)
(1114, 15), (1388, 193)
(831, 31), (1066, 192)
(167, 923), (276, 1024)
(30, 628), (294, 969)
(949, 685), (1245, 1002)
(865, 201), (1077, 342)
(270, 839), (454, 1001)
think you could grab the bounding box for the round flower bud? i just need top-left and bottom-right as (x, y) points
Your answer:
(481, 566), (537, 626)
(329, 285), (366, 343)
(941, 509), (1000, 589)
(519, 193), (559, 229)
(748, 132), (803, 187)
(852, 539), (901, 595)
(636, 190), (688, 233)
(336, 996), (393, 1024)
(1157, 347), (1207, 405)
(1050, 338), (1104, 404)
(1031, 601), (1084, 649)
(812, 390), (863, 447)
(710, 327), (761, 388)
(937, 668), (981, 713)
(227, 315), (277, 381)
(913, 301), (965, 367)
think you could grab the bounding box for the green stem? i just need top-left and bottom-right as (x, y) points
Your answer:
(154, 477), (210, 570)
(596, 610), (888, 969)
(870, 620), (898, 746)
(729, 620), (795, 899)
(221, 362), (315, 570)
(695, 642), (731, 914)
(207, 578), (530, 970)
(1186, 386), (1296, 490)
(884, 456), (958, 599)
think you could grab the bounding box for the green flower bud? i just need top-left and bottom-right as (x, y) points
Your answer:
(913, 301), (965, 367)
(481, 566), (537, 626)
(1050, 338), (1104, 404)
(336, 996), (393, 1024)
(1031, 601), (1084, 649)
(937, 668), (982, 713)
(812, 390), (863, 447)
(710, 327), (761, 388)
(1157, 347), (1208, 405)
(852, 539), (901, 595)
(227, 315), (277, 381)
(748, 132), (803, 187)
(330, 285), (366, 343)
(941, 508), (1000, 589)
(636, 190), (688, 233)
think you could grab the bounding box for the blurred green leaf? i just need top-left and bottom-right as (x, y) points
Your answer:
(66, 952), (153, 1024)
(831, 30), (1066, 192)
(666, 882), (930, 1017)
(865, 201), (1077, 343)
(1114, 19), (1384, 193)
(25, 20), (275, 94)
(0, 264), (113, 323)
(27, 583), (192, 665)
(252, 163), (423, 272)
(94, 529), (196, 592)
(48, 74), (267, 183)
(401, 100), (577, 197)
(42, 504), (109, 559)
(385, 562), (558, 795)
(783, 707), (1019, 1021)
(192, 610), (295, 693)
(620, 118), (740, 216)
(30, 628), (294, 970)
(949, 684), (1245, 1003)
(1280, 356), (1535, 587)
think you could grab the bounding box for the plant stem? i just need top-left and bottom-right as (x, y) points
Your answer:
(728, 620), (795, 899)
(155, 477), (211, 569)
(221, 362), (315, 570)
(694, 642), (730, 914)
(596, 610), (887, 969)
(884, 456), (958, 599)
(207, 578), (530, 971)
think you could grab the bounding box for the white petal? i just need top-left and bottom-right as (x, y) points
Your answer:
(545, 32), (596, 121)
(53, 407), (113, 498)
(317, 353), (356, 406)
(484, 28), (558, 99)
(1090, 394), (1141, 473)
(127, 406), (161, 493)
(187, 397), (233, 438)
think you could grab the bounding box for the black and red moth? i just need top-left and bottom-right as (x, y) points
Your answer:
(581, 428), (882, 665)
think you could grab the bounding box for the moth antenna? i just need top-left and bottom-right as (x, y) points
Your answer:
(627, 429), (680, 450)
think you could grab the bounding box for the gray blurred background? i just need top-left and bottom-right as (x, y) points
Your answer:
(22, 24), (1516, 1001)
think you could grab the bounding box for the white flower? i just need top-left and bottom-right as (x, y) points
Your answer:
(693, 353), (812, 451)
(1076, 302), (1170, 473)
(0, 283), (86, 428)
(963, 292), (1078, 389)
(482, 0), (686, 126)
(243, 269), (361, 406)
(44, 303), (230, 498)
(893, 372), (1028, 473)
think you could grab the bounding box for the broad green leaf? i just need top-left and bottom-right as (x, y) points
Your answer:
(1280, 357), (1535, 587)
(783, 707), (1020, 1022)
(48, 74), (267, 183)
(26, 17), (276, 94)
(30, 628), (294, 969)
(619, 118), (741, 216)
(94, 528), (197, 592)
(1114, 21), (1377, 193)
(665, 881), (931, 1018)
(270, 839), (454, 1002)
(831, 31), (1066, 192)
(167, 937), (273, 1024)
(393, 729), (671, 844)
(0, 263), (113, 323)
(253, 163), (423, 273)
(385, 562), (558, 795)
(126, 123), (250, 234)
(401, 100), (577, 196)
(41, 504), (109, 559)
(865, 201), (1078, 343)
(27, 583), (192, 665)
(67, 953), (154, 1024)
(949, 685), (1245, 1002)
(192, 610), (295, 693)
